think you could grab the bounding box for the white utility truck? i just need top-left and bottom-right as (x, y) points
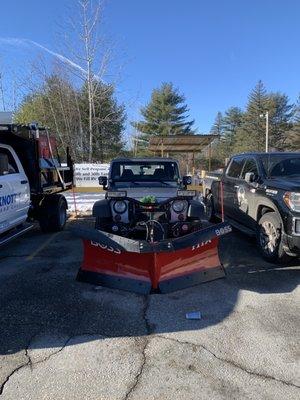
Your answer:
(0, 112), (73, 245)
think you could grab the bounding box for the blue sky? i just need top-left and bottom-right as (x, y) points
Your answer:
(0, 0), (300, 134)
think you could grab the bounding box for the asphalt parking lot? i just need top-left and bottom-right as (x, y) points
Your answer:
(0, 217), (299, 400)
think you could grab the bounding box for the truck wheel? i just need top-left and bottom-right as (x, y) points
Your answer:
(205, 194), (218, 222)
(257, 212), (290, 263)
(39, 196), (67, 233)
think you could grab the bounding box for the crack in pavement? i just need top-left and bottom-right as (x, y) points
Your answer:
(124, 338), (149, 400)
(0, 331), (120, 396)
(156, 335), (300, 389)
(123, 295), (151, 400)
(0, 332), (38, 396)
(0, 334), (84, 396)
(27, 336), (74, 370)
(0, 361), (30, 396)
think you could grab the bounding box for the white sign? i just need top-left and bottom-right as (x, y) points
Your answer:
(74, 163), (110, 187)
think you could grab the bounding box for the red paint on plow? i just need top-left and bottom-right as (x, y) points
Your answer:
(79, 237), (224, 293)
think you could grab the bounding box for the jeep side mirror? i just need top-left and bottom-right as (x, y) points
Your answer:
(245, 172), (256, 183)
(0, 153), (9, 176)
(98, 176), (108, 189)
(182, 175), (192, 186)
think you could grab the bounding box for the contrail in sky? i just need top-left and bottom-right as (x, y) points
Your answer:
(0, 37), (89, 77)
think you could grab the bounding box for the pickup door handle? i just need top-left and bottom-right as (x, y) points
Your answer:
(20, 180), (28, 184)
(0, 184), (2, 188)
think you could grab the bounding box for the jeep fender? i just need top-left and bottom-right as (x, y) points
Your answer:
(92, 199), (111, 218)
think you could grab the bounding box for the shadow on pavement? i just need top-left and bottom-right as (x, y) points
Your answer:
(0, 219), (299, 356)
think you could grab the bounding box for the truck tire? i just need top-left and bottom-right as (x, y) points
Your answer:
(39, 195), (67, 233)
(257, 212), (290, 263)
(205, 194), (218, 223)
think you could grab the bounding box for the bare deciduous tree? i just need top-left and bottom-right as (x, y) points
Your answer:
(61, 0), (110, 162)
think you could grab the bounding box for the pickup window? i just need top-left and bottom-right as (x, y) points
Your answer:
(241, 158), (259, 179)
(0, 148), (19, 175)
(226, 157), (244, 178)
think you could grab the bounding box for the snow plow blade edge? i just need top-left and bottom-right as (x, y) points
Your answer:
(75, 222), (231, 294)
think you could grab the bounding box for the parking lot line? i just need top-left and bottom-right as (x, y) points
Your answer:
(26, 232), (60, 261)
(26, 215), (78, 261)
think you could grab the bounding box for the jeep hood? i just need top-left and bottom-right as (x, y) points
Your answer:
(123, 187), (179, 202)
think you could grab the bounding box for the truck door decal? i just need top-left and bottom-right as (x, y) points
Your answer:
(237, 186), (248, 213)
(0, 193), (21, 212)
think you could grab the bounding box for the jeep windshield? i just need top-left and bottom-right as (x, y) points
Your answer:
(110, 161), (180, 188)
(260, 154), (300, 178)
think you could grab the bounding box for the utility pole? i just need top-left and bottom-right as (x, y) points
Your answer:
(260, 111), (269, 152)
(265, 111), (269, 152)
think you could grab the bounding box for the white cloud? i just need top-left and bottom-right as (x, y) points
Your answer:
(0, 37), (98, 79)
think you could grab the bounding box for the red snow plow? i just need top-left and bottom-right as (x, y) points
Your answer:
(75, 157), (231, 294)
(76, 222), (231, 294)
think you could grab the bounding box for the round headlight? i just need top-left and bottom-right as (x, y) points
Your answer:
(113, 200), (127, 214)
(172, 200), (187, 213)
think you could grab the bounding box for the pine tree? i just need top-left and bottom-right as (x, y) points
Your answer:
(132, 82), (194, 137)
(216, 107), (243, 158)
(285, 95), (300, 150)
(210, 111), (224, 135)
(233, 81), (294, 153)
(211, 108), (243, 161)
(234, 80), (269, 152)
(267, 92), (293, 149)
(223, 107), (243, 141)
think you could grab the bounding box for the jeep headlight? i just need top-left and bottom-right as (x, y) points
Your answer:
(283, 192), (300, 212)
(172, 200), (188, 213)
(113, 200), (127, 214)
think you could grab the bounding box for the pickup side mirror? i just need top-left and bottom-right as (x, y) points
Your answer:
(98, 176), (108, 189)
(245, 172), (257, 183)
(0, 154), (9, 176)
(182, 175), (192, 186)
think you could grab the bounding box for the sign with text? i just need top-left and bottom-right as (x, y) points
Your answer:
(74, 163), (110, 187)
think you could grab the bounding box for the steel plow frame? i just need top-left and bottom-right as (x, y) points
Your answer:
(75, 222), (232, 294)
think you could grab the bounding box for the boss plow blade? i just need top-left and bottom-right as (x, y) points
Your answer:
(76, 222), (231, 294)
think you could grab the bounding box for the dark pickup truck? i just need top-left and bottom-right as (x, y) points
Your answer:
(204, 152), (300, 262)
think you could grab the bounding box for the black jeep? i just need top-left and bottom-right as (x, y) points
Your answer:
(93, 157), (205, 241)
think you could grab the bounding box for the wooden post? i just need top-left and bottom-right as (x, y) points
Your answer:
(192, 151), (195, 175)
(208, 143), (212, 172)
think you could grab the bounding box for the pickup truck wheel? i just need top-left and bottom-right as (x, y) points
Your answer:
(257, 212), (290, 263)
(205, 194), (218, 222)
(39, 196), (67, 233)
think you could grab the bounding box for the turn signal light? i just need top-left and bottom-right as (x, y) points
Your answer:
(283, 192), (300, 212)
